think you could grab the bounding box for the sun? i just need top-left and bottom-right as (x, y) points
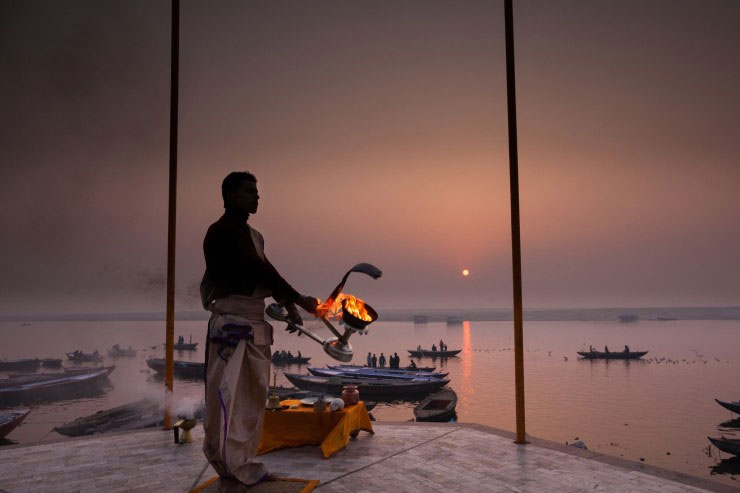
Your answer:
(462, 269), (470, 276)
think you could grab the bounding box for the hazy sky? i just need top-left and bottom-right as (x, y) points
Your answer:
(1, 0), (739, 315)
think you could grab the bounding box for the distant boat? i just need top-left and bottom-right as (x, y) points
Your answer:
(707, 436), (740, 456)
(146, 358), (204, 380)
(107, 345), (137, 358)
(715, 399), (740, 415)
(66, 351), (104, 363)
(169, 335), (198, 351)
(271, 354), (311, 365)
(414, 389), (457, 422)
(655, 316), (678, 321)
(413, 315), (428, 324)
(446, 316), (463, 325)
(0, 408), (31, 439)
(0, 359), (41, 372)
(407, 349), (462, 358)
(577, 350), (648, 360)
(618, 314), (638, 323)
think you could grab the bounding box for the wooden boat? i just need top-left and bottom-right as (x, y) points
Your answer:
(66, 351), (104, 363)
(173, 342), (198, 350)
(407, 349), (461, 358)
(577, 350), (648, 360)
(0, 359), (41, 372)
(284, 372), (448, 401)
(414, 389), (457, 422)
(40, 358), (62, 368)
(708, 436), (740, 456)
(271, 354), (311, 365)
(107, 345), (137, 358)
(0, 367), (113, 405)
(716, 399), (740, 415)
(146, 358), (204, 379)
(309, 367), (445, 381)
(325, 366), (448, 379)
(0, 408), (31, 439)
(334, 363), (437, 372)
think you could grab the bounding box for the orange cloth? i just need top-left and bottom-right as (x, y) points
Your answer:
(258, 400), (374, 458)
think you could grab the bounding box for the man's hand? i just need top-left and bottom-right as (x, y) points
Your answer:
(295, 295), (319, 315)
(285, 302), (304, 327)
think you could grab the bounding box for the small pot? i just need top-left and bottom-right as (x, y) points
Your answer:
(342, 384), (359, 405)
(313, 397), (326, 412)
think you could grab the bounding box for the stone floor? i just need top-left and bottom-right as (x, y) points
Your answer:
(0, 422), (734, 493)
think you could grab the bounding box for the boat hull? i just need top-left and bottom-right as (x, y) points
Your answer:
(0, 409), (31, 439)
(271, 356), (311, 365)
(407, 349), (461, 358)
(284, 373), (447, 401)
(0, 368), (113, 406)
(414, 389), (457, 422)
(716, 399), (740, 415)
(0, 359), (41, 372)
(577, 351), (648, 360)
(708, 436), (740, 456)
(146, 358), (204, 379)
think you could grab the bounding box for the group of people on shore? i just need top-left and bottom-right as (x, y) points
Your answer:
(366, 351), (404, 369)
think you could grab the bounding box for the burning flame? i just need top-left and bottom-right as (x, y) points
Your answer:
(315, 293), (372, 322)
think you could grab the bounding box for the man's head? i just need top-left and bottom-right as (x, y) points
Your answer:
(222, 171), (259, 213)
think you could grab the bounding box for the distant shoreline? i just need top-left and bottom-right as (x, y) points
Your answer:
(3, 306), (740, 322)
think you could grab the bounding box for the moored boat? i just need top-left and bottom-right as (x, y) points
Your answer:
(326, 365), (448, 379)
(0, 367), (113, 406)
(577, 350), (648, 360)
(708, 436), (740, 456)
(146, 358), (204, 379)
(414, 389), (457, 422)
(333, 363), (437, 372)
(407, 349), (461, 358)
(0, 359), (41, 372)
(618, 314), (638, 323)
(0, 408), (31, 439)
(309, 367), (445, 381)
(284, 372), (447, 401)
(716, 399), (740, 415)
(40, 358), (62, 368)
(169, 335), (198, 351)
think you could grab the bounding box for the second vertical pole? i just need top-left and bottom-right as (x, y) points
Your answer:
(504, 0), (526, 444)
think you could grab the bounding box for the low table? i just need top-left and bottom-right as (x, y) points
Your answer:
(258, 399), (374, 458)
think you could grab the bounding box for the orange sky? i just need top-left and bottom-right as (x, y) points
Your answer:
(1, 1), (739, 315)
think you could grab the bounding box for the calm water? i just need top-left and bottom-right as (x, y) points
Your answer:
(1, 318), (739, 486)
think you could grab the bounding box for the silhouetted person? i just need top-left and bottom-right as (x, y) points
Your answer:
(201, 171), (318, 487)
(408, 360), (417, 370)
(367, 352), (372, 367)
(431, 344), (437, 352)
(439, 339), (445, 352)
(371, 353), (377, 368)
(604, 346), (609, 353)
(393, 352), (400, 369)
(379, 353), (386, 368)
(624, 345), (629, 353)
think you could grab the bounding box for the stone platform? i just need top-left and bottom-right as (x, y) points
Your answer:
(0, 422), (733, 492)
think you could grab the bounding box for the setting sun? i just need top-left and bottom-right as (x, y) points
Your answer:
(462, 269), (470, 276)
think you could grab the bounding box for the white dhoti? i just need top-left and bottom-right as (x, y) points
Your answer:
(203, 295), (273, 486)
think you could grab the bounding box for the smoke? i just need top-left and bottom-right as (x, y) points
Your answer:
(174, 395), (203, 419)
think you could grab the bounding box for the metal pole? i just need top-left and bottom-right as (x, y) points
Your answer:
(504, 0), (526, 444)
(164, 0), (180, 430)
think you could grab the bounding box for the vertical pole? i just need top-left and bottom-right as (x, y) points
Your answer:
(164, 0), (180, 430)
(504, 0), (526, 444)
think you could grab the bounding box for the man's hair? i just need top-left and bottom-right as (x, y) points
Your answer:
(221, 171), (257, 208)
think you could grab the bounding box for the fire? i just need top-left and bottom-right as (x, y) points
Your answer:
(315, 293), (373, 322)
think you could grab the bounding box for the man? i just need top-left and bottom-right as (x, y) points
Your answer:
(371, 353), (377, 368)
(201, 171), (318, 487)
(379, 353), (386, 368)
(366, 351), (372, 367)
(393, 352), (400, 369)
